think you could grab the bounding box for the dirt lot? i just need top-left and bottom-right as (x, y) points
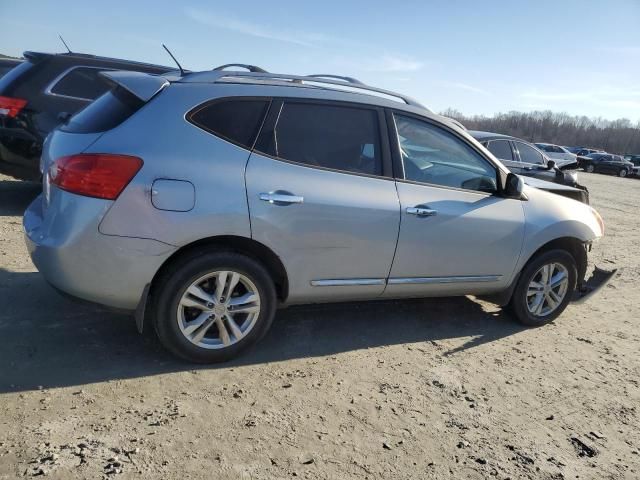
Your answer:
(0, 172), (638, 479)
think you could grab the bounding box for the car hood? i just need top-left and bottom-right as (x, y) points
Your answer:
(521, 175), (580, 192)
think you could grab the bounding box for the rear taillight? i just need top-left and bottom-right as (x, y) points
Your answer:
(0, 96), (27, 118)
(49, 154), (143, 200)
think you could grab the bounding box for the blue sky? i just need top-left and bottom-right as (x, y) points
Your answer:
(1, 0), (639, 120)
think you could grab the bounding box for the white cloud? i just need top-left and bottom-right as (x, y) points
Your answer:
(370, 55), (423, 73)
(597, 46), (640, 55)
(445, 82), (490, 95)
(185, 7), (335, 47)
(521, 87), (640, 110)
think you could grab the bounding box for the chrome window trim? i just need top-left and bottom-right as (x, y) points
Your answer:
(45, 65), (115, 102)
(311, 278), (386, 287)
(388, 275), (501, 285)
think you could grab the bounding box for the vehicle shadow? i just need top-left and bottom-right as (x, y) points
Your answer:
(0, 179), (41, 216)
(0, 268), (527, 393)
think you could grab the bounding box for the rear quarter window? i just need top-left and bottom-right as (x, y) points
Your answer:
(61, 86), (144, 133)
(187, 98), (270, 150)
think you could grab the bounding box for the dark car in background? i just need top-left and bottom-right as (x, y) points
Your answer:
(0, 57), (22, 79)
(0, 51), (173, 180)
(471, 131), (589, 204)
(578, 153), (634, 177)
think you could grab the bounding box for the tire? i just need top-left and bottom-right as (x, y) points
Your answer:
(153, 250), (277, 363)
(618, 168), (627, 178)
(584, 164), (595, 173)
(509, 249), (577, 327)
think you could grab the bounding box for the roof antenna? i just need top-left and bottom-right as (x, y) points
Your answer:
(58, 35), (72, 53)
(162, 44), (185, 76)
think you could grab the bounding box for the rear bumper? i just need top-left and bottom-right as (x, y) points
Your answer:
(24, 192), (176, 310)
(0, 126), (42, 180)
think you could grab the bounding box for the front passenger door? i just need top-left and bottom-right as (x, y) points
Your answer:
(385, 113), (525, 298)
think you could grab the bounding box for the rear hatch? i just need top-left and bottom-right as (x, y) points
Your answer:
(42, 72), (169, 208)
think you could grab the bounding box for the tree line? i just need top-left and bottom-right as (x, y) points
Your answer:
(441, 109), (640, 155)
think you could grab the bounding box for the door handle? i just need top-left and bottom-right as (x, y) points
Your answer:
(259, 192), (304, 205)
(406, 206), (437, 217)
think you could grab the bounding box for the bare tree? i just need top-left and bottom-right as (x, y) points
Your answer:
(441, 109), (640, 154)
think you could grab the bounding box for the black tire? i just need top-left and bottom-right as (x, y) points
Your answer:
(153, 250), (277, 363)
(509, 249), (577, 327)
(618, 168), (627, 178)
(584, 164), (595, 173)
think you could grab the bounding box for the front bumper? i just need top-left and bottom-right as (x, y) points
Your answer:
(572, 266), (617, 304)
(24, 192), (176, 310)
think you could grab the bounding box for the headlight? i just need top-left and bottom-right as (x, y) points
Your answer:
(565, 170), (579, 183)
(590, 207), (604, 237)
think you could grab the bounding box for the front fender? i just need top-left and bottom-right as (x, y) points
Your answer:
(515, 186), (602, 275)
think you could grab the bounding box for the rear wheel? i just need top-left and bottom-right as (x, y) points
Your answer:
(618, 168), (627, 177)
(509, 250), (577, 327)
(584, 164), (595, 173)
(153, 251), (277, 363)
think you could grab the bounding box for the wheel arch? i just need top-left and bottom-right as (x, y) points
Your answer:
(152, 235), (289, 301)
(483, 236), (588, 307)
(136, 235), (289, 333)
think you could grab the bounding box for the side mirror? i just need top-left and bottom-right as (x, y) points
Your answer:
(546, 159), (556, 170)
(504, 172), (524, 199)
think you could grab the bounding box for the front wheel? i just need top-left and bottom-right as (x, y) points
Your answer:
(509, 250), (577, 327)
(618, 168), (627, 177)
(584, 164), (595, 173)
(153, 251), (277, 363)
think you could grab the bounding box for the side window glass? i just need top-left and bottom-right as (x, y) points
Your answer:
(188, 99), (269, 149)
(49, 67), (113, 100)
(394, 114), (497, 193)
(487, 140), (514, 161)
(516, 142), (545, 165)
(258, 102), (382, 176)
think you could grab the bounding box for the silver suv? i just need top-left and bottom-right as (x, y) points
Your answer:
(24, 66), (614, 363)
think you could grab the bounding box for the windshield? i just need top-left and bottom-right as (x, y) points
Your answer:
(586, 153), (605, 159)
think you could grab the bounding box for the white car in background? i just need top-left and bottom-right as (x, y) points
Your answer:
(535, 143), (578, 168)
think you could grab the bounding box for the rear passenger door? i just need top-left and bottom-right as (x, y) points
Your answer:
(245, 99), (401, 303)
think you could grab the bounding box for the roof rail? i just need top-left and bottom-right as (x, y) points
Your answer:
(214, 72), (427, 109)
(307, 74), (364, 85)
(213, 64), (268, 73)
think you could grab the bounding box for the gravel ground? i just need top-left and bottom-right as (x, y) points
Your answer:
(0, 172), (638, 479)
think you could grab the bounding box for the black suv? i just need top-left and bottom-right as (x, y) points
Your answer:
(0, 58), (22, 79)
(0, 51), (173, 180)
(578, 153), (634, 177)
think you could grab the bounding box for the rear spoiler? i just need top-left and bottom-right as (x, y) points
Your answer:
(100, 71), (169, 102)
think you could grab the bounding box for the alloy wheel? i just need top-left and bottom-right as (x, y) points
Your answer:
(176, 270), (261, 349)
(526, 262), (569, 317)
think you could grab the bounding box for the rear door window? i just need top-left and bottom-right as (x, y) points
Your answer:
(188, 99), (270, 150)
(257, 102), (382, 176)
(486, 140), (514, 161)
(49, 67), (113, 101)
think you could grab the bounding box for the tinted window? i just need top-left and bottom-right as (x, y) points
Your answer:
(189, 99), (269, 150)
(259, 102), (382, 176)
(487, 140), (514, 161)
(516, 142), (545, 165)
(61, 86), (144, 134)
(50, 67), (112, 100)
(395, 115), (496, 192)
